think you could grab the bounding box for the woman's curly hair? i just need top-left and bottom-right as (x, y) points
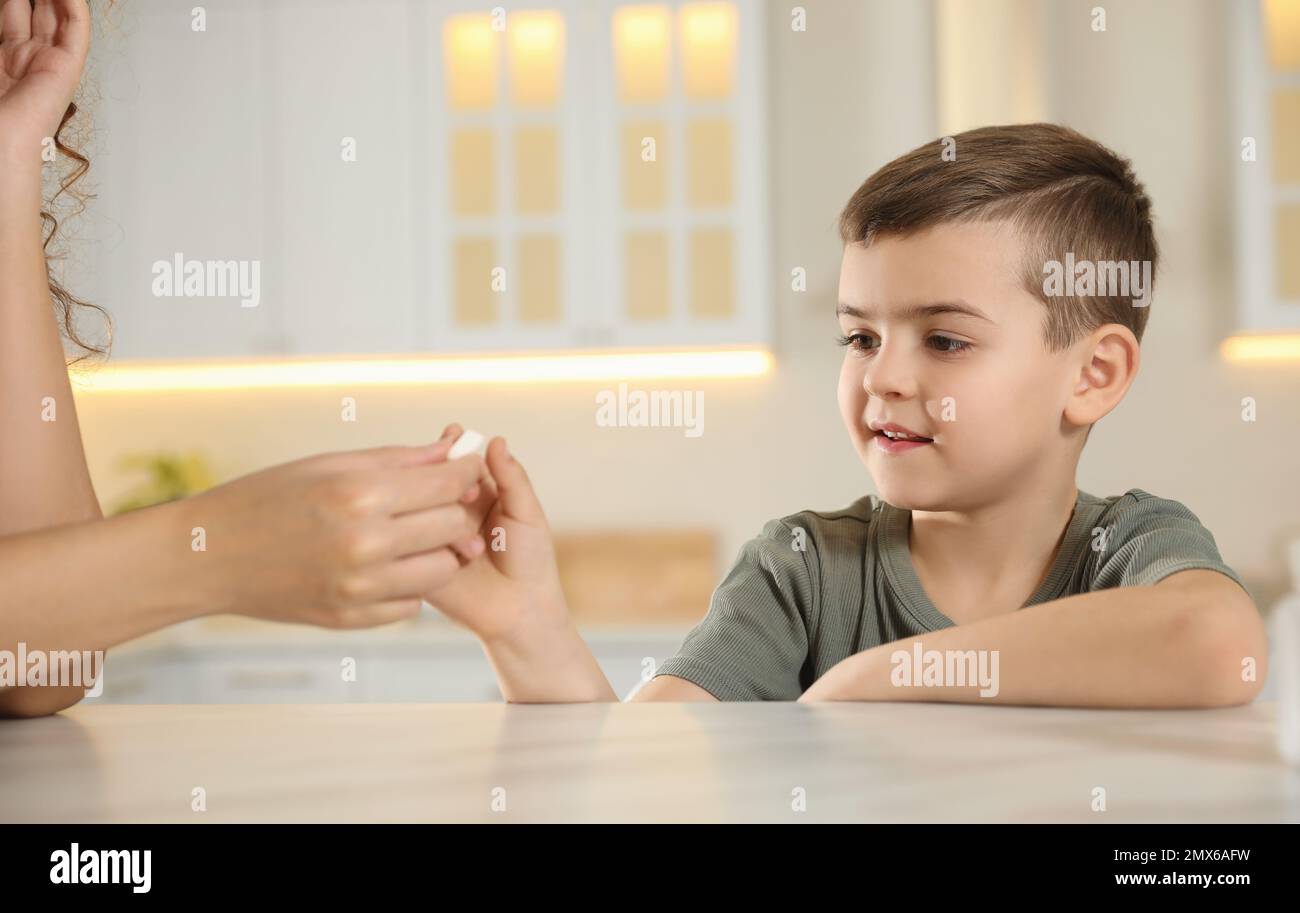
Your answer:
(43, 0), (116, 365)
(44, 100), (111, 363)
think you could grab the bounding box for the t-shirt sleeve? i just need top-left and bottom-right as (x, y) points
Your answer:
(1089, 490), (1249, 596)
(652, 517), (814, 701)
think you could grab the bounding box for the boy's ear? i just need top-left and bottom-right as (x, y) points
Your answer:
(1064, 324), (1140, 431)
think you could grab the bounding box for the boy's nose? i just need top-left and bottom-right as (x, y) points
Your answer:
(861, 345), (919, 399)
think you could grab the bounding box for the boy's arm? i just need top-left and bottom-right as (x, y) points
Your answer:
(478, 605), (619, 703)
(479, 611), (719, 701)
(480, 607), (721, 702)
(631, 675), (719, 701)
(798, 569), (1266, 708)
(427, 429), (785, 703)
(422, 431), (619, 702)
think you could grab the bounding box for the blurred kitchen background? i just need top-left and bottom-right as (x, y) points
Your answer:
(53, 0), (1299, 703)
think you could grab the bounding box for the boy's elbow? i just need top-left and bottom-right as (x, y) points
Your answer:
(1183, 595), (1268, 708)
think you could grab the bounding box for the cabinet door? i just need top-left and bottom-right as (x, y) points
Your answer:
(89, 652), (198, 704)
(1234, 1), (1300, 333)
(590, 0), (771, 350)
(89, 0), (283, 359)
(419, 0), (592, 353)
(190, 652), (357, 704)
(266, 0), (422, 355)
(363, 646), (503, 702)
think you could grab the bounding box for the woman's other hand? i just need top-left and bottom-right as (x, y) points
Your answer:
(0, 0), (92, 165)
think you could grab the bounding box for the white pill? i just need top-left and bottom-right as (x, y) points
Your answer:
(448, 429), (487, 459)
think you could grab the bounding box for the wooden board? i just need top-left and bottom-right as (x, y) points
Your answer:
(553, 530), (717, 624)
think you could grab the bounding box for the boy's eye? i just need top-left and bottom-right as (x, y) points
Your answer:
(928, 334), (971, 354)
(835, 332), (971, 354)
(835, 332), (876, 352)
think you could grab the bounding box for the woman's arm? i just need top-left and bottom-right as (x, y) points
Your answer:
(0, 6), (500, 718)
(0, 442), (491, 717)
(0, 0), (103, 715)
(0, 497), (205, 717)
(0, 0), (100, 535)
(0, 144), (102, 534)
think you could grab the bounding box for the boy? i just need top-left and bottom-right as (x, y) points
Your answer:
(429, 123), (1267, 708)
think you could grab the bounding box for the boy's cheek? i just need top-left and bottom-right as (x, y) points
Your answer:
(836, 368), (867, 434)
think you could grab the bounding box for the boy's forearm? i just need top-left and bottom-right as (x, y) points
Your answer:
(480, 610), (619, 703)
(798, 581), (1265, 708)
(0, 156), (102, 535)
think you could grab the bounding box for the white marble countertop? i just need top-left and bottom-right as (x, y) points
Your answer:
(2, 701), (1297, 823)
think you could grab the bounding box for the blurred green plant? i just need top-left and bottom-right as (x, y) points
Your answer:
(110, 452), (216, 515)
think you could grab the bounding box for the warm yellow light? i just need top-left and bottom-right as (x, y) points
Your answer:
(1265, 0), (1300, 72)
(680, 2), (736, 99)
(445, 14), (498, 110)
(509, 11), (564, 107)
(614, 6), (671, 103)
(68, 349), (774, 394)
(1220, 333), (1300, 362)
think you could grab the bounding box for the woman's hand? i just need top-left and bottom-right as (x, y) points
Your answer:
(180, 438), (489, 630)
(0, 0), (91, 165)
(423, 425), (570, 643)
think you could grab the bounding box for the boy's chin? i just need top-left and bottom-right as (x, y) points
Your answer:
(867, 475), (948, 511)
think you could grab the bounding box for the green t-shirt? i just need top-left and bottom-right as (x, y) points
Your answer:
(653, 488), (1249, 701)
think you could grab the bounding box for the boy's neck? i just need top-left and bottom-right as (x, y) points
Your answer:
(906, 477), (1081, 615)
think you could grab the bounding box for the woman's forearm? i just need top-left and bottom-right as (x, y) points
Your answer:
(0, 154), (102, 536)
(0, 496), (214, 717)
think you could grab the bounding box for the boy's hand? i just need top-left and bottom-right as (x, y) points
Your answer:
(424, 425), (569, 643)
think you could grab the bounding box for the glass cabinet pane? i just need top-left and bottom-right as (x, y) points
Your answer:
(686, 118), (733, 207)
(451, 128), (496, 216)
(518, 235), (563, 323)
(680, 2), (737, 99)
(625, 232), (671, 320)
(1265, 0), (1300, 72)
(515, 126), (561, 214)
(444, 14), (498, 110)
(454, 237), (499, 326)
(621, 121), (668, 209)
(1277, 204), (1300, 299)
(509, 10), (565, 107)
(614, 5), (672, 103)
(1272, 89), (1300, 184)
(688, 228), (734, 318)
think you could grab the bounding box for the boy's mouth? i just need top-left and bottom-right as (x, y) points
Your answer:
(867, 419), (934, 453)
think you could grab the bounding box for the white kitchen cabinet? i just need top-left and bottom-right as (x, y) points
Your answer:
(1233, 0), (1300, 332)
(88, 0), (770, 361)
(87, 629), (688, 704)
(88, 0), (283, 360)
(263, 0), (423, 356)
(422, 0), (771, 353)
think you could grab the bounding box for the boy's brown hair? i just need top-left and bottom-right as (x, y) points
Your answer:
(837, 123), (1158, 352)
